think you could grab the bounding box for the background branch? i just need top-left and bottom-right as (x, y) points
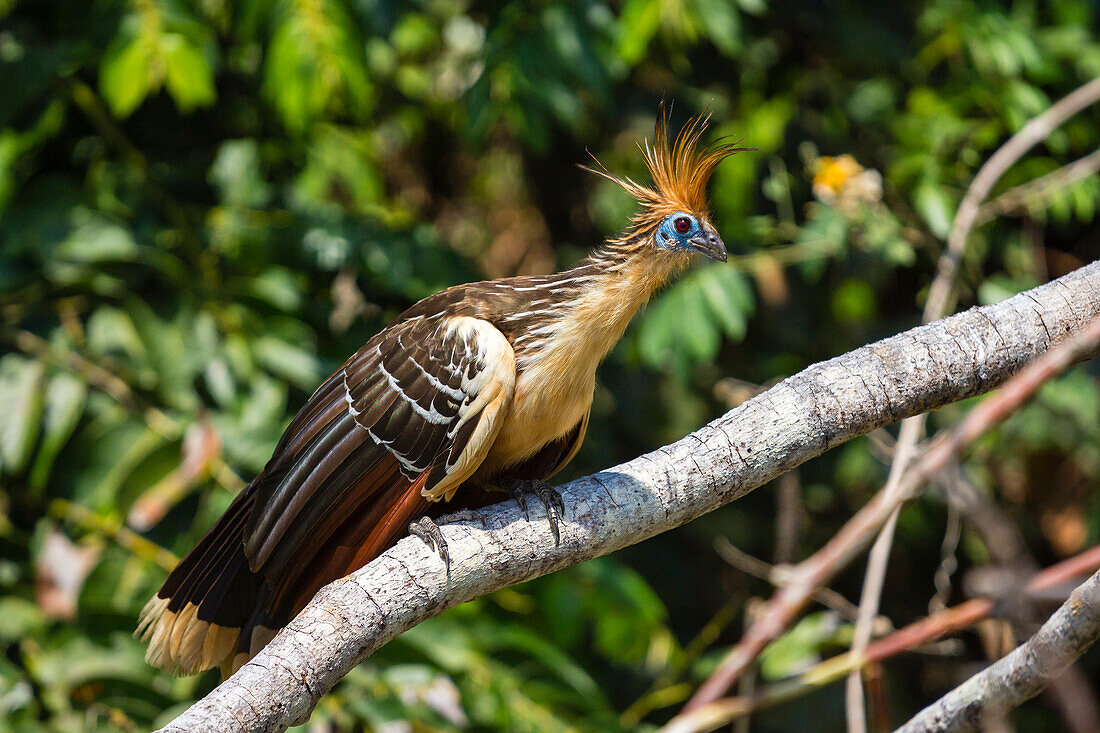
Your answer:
(923, 76), (1100, 321)
(660, 547), (1100, 733)
(680, 303), (1100, 716)
(156, 261), (1100, 732)
(896, 568), (1100, 733)
(846, 76), (1100, 733)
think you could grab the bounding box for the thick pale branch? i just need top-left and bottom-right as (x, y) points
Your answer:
(158, 261), (1100, 733)
(681, 298), (1100, 714)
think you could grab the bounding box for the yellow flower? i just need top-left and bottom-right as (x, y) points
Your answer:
(812, 154), (882, 208)
(813, 155), (864, 197)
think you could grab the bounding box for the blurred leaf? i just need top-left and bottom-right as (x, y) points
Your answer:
(162, 34), (216, 111)
(0, 597), (47, 643)
(209, 139), (271, 208)
(616, 0), (661, 64)
(638, 276), (717, 374)
(914, 178), (955, 239)
(831, 279), (877, 323)
(264, 0), (372, 131)
(53, 209), (139, 264)
(692, 0), (741, 54)
(0, 355), (45, 474)
(253, 336), (321, 390)
(698, 265), (755, 341)
(759, 611), (846, 680)
(638, 265), (755, 374)
(0, 99), (64, 213)
(28, 372), (87, 491)
(246, 267), (303, 312)
(100, 34), (155, 117)
(977, 272), (1040, 305)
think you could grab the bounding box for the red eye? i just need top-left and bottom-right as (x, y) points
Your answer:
(674, 216), (692, 234)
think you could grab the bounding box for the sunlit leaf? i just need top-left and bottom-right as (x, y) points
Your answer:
(914, 178), (955, 239)
(162, 34), (216, 111)
(100, 35), (154, 117)
(0, 355), (45, 473)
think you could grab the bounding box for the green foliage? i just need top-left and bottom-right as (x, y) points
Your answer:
(759, 612), (850, 681)
(2, 0), (1100, 730)
(638, 264), (754, 376)
(99, 1), (217, 117)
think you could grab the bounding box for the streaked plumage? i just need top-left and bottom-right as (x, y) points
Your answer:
(137, 107), (749, 676)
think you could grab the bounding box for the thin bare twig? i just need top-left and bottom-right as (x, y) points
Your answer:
(846, 417), (923, 733)
(715, 539), (862, 621)
(677, 313), (1100, 717)
(661, 547), (1100, 733)
(896, 568), (1100, 733)
(774, 470), (802, 565)
(975, 148), (1100, 226)
(846, 77), (1100, 733)
(940, 468), (1100, 732)
(923, 76), (1100, 321)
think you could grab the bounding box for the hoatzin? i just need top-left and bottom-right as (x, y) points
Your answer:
(137, 108), (748, 677)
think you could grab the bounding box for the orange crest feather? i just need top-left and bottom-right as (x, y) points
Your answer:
(584, 104), (751, 226)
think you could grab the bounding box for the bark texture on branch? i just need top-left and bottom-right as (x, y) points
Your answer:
(895, 569), (1100, 733)
(158, 261), (1100, 733)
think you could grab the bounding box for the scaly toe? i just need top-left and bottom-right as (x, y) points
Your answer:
(409, 516), (450, 570)
(507, 479), (565, 546)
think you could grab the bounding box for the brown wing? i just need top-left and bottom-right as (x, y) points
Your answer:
(139, 313), (515, 674)
(244, 314), (516, 613)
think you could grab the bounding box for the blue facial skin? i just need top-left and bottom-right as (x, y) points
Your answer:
(655, 211), (700, 252)
(655, 211), (728, 262)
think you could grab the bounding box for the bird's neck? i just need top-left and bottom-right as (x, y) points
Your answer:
(514, 245), (688, 370)
(574, 247), (687, 342)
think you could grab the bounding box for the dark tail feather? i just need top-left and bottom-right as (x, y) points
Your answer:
(137, 420), (436, 677)
(135, 487), (264, 675)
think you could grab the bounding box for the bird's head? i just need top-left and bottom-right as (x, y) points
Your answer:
(583, 104), (752, 265)
(651, 210), (727, 262)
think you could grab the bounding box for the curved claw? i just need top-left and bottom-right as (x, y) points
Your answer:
(508, 479), (565, 546)
(409, 516), (450, 570)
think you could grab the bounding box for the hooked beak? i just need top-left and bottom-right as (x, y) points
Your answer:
(689, 229), (728, 262)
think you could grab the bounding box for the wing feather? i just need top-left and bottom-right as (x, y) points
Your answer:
(143, 312), (517, 674)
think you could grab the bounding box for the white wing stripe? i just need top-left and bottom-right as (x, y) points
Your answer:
(375, 360), (453, 425)
(409, 352), (465, 400)
(342, 370), (363, 419)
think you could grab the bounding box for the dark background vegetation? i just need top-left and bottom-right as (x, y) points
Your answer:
(2, 0), (1099, 730)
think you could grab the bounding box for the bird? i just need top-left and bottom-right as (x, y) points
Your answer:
(136, 107), (748, 677)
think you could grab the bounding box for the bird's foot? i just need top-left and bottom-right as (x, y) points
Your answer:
(507, 478), (565, 546)
(409, 511), (485, 570)
(409, 516), (451, 570)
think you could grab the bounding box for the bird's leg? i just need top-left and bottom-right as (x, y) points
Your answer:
(408, 517), (451, 570)
(506, 478), (565, 546)
(408, 510), (486, 570)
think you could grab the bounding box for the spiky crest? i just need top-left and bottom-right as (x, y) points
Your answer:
(583, 103), (751, 234)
